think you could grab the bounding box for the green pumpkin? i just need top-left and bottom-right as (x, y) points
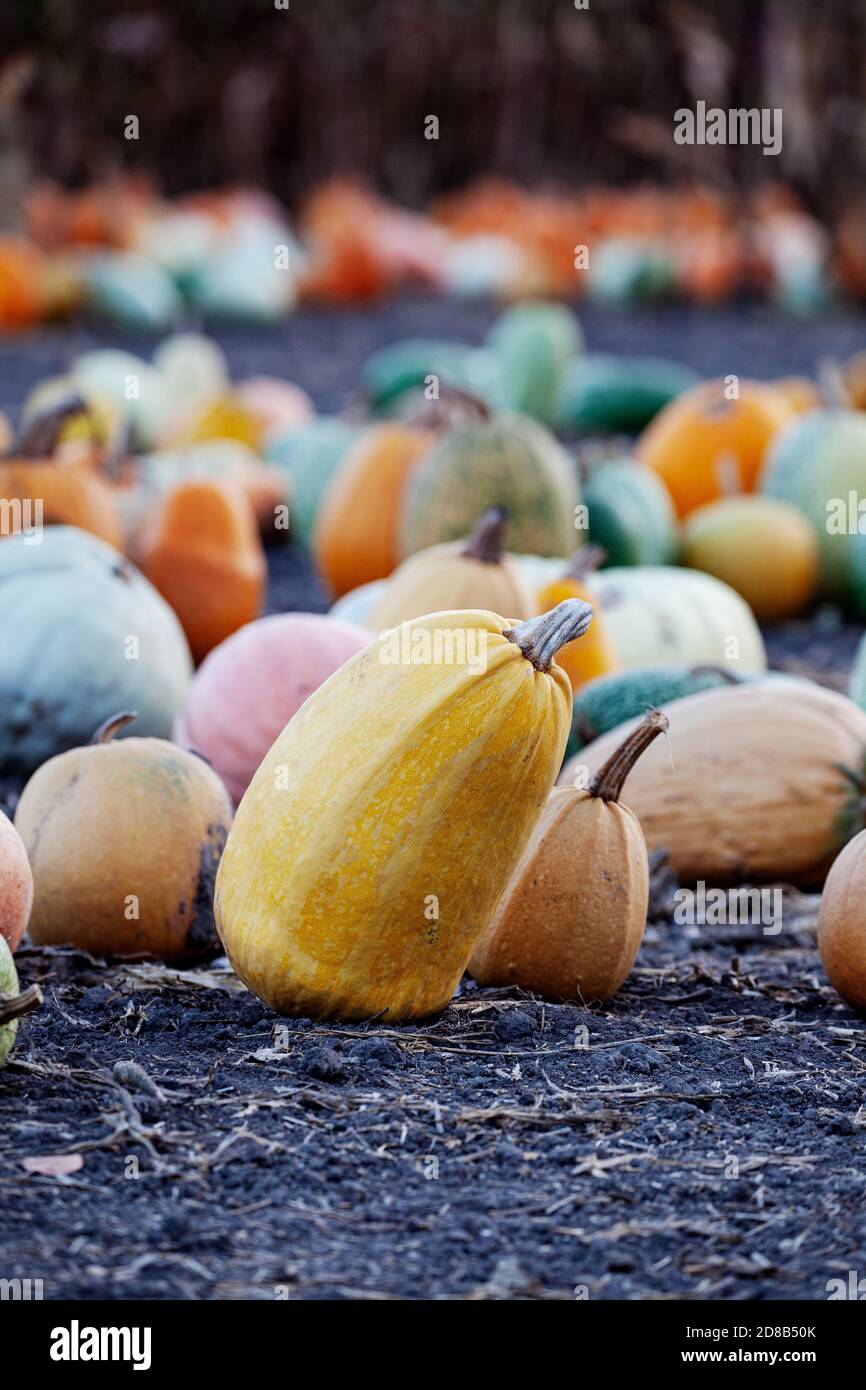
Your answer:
(583, 459), (679, 567)
(399, 413), (578, 559)
(83, 253), (182, 333)
(487, 301), (583, 424)
(360, 340), (479, 412)
(761, 409), (866, 600)
(265, 419), (361, 547)
(565, 664), (746, 762)
(588, 239), (672, 303)
(0, 936), (20, 1068)
(554, 354), (699, 434)
(0, 527), (193, 777)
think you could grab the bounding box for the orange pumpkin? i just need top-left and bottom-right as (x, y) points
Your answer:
(536, 547), (618, 692)
(637, 379), (795, 518)
(138, 478), (266, 661)
(0, 396), (123, 549)
(313, 424), (433, 596)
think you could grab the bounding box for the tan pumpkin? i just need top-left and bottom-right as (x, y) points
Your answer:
(470, 711), (667, 1002)
(559, 679), (866, 886)
(818, 831), (866, 1011)
(365, 507), (535, 630)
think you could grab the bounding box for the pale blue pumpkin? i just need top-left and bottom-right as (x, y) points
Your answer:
(0, 527), (192, 776)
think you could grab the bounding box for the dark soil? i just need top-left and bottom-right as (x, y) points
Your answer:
(2, 302), (866, 1302)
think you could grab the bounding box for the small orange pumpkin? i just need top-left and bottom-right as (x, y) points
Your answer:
(819, 830), (866, 1012)
(0, 395), (123, 549)
(536, 547), (618, 692)
(314, 424), (433, 596)
(469, 710), (667, 1002)
(637, 379), (795, 518)
(138, 477), (266, 661)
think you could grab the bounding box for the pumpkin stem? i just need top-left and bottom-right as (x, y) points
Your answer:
(504, 599), (594, 672)
(12, 392), (90, 460)
(0, 983), (43, 1028)
(565, 544), (606, 583)
(463, 507), (509, 564)
(589, 709), (669, 803)
(689, 664), (745, 685)
(90, 711), (138, 745)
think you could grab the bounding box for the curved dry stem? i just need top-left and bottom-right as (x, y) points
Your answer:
(589, 709), (669, 802)
(463, 506), (509, 564)
(90, 711), (138, 745)
(505, 599), (594, 672)
(0, 983), (43, 1027)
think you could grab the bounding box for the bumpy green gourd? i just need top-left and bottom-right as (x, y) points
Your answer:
(565, 664), (744, 762)
(583, 459), (679, 566)
(0, 936), (22, 1068)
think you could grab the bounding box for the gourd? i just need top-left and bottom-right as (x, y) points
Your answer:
(314, 424), (434, 596)
(399, 414), (578, 560)
(360, 339), (478, 412)
(818, 831), (866, 1010)
(71, 348), (169, 451)
(0, 527), (192, 776)
(174, 613), (371, 804)
(536, 547), (618, 692)
(560, 679), (866, 885)
(637, 379), (794, 517)
(215, 599), (594, 1021)
(567, 663), (746, 760)
(365, 508), (535, 631)
(264, 418), (362, 547)
(0, 811), (33, 952)
(135, 441), (287, 535)
(682, 495), (819, 620)
(138, 478), (266, 661)
(582, 459), (679, 567)
(470, 711), (667, 1002)
(850, 632), (866, 712)
(82, 252), (181, 333)
(761, 409), (866, 600)
(591, 566), (766, 672)
(554, 355), (699, 434)
(0, 396), (123, 549)
(0, 935), (42, 1068)
(486, 301), (583, 424)
(15, 713), (234, 962)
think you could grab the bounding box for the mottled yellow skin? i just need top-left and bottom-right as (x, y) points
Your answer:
(215, 609), (572, 1021)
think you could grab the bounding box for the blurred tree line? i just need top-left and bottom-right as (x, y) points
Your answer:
(0, 0), (864, 217)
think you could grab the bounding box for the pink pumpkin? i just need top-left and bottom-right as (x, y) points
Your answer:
(0, 809), (33, 951)
(236, 378), (314, 439)
(173, 613), (370, 803)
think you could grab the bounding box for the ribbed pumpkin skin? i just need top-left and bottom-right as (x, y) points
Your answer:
(560, 681), (866, 885)
(139, 478), (266, 661)
(469, 786), (647, 1002)
(0, 812), (33, 952)
(366, 541), (535, 631)
(215, 610), (573, 1021)
(637, 379), (793, 518)
(174, 613), (371, 804)
(16, 738), (233, 961)
(591, 566), (766, 672)
(398, 415), (578, 560)
(314, 425), (433, 596)
(0, 527), (192, 777)
(583, 459), (678, 567)
(819, 831), (866, 1011)
(0, 461), (123, 550)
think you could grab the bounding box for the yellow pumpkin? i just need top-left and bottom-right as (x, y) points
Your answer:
(681, 495), (819, 621)
(215, 600), (594, 1021)
(470, 711), (667, 1002)
(536, 547), (618, 691)
(365, 507), (535, 631)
